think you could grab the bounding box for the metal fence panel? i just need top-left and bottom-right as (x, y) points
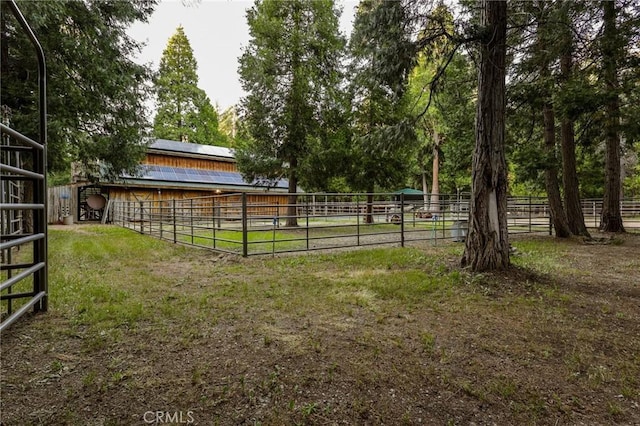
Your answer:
(107, 192), (588, 257)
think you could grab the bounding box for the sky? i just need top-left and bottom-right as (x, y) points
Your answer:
(128, 0), (358, 114)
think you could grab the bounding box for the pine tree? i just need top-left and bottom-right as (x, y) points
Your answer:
(347, 0), (416, 223)
(153, 26), (224, 146)
(237, 0), (345, 227)
(599, 0), (625, 232)
(557, 1), (590, 238)
(536, 1), (571, 238)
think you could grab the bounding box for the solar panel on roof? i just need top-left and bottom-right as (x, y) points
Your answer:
(129, 164), (290, 189)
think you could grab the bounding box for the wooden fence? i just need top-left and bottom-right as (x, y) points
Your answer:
(47, 185), (78, 224)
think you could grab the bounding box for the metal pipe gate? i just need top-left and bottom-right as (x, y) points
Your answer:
(1, 0), (48, 332)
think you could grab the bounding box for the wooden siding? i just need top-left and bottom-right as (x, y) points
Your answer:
(47, 184), (78, 224)
(108, 188), (223, 203)
(108, 188), (289, 218)
(144, 153), (237, 172)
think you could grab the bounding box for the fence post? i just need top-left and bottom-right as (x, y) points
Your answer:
(306, 199), (309, 251)
(400, 193), (405, 248)
(172, 199), (177, 244)
(139, 201), (144, 234)
(188, 199), (193, 245)
(356, 197), (360, 246)
(442, 200), (446, 238)
(242, 192), (248, 257)
(212, 198), (216, 249)
(529, 196), (532, 233)
(159, 201), (163, 237)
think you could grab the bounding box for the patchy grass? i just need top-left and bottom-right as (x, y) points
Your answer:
(1, 225), (639, 425)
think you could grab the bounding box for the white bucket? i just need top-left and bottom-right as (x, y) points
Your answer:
(62, 215), (73, 225)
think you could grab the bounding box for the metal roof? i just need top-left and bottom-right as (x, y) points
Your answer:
(393, 188), (424, 195)
(149, 139), (234, 159)
(122, 165), (289, 190)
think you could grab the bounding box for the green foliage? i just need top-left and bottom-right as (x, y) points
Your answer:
(237, 0), (345, 191)
(347, 0), (417, 192)
(406, 6), (475, 195)
(576, 144), (605, 198)
(48, 171), (71, 187)
(153, 26), (227, 146)
(505, 0), (640, 200)
(1, 0), (156, 178)
(623, 143), (640, 198)
(217, 105), (239, 147)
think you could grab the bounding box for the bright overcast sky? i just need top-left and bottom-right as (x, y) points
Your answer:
(128, 0), (358, 114)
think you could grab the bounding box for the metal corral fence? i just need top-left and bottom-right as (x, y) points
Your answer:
(1, 0), (48, 332)
(107, 193), (558, 257)
(581, 198), (640, 229)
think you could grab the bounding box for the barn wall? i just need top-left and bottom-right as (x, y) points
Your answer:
(107, 187), (289, 218)
(144, 153), (237, 172)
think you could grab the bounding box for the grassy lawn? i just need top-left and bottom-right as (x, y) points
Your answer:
(1, 225), (639, 425)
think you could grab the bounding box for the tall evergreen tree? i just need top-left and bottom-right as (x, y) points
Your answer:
(153, 26), (225, 146)
(237, 0), (345, 227)
(461, 0), (510, 271)
(536, 1), (571, 238)
(406, 4), (475, 209)
(218, 106), (238, 141)
(506, 0), (592, 237)
(599, 0), (625, 232)
(348, 0), (416, 223)
(1, 0), (156, 179)
(557, 1), (590, 237)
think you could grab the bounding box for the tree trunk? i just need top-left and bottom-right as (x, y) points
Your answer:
(538, 8), (571, 238)
(543, 102), (571, 238)
(365, 184), (374, 224)
(285, 157), (299, 227)
(461, 0), (510, 272)
(600, 0), (624, 232)
(559, 10), (590, 238)
(430, 129), (440, 213)
(421, 169), (429, 209)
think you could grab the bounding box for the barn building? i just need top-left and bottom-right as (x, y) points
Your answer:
(49, 139), (291, 223)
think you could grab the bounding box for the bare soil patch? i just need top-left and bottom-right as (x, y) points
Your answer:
(1, 227), (639, 425)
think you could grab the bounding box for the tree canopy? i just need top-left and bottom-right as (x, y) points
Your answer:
(153, 25), (227, 146)
(237, 0), (345, 225)
(405, 4), (475, 203)
(1, 0), (157, 180)
(346, 0), (416, 195)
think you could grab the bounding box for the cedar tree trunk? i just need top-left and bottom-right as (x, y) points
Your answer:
(543, 101), (571, 238)
(538, 11), (571, 238)
(600, 0), (624, 232)
(365, 185), (374, 224)
(461, 0), (510, 271)
(559, 21), (590, 237)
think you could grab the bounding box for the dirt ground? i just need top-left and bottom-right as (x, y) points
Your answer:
(1, 229), (639, 425)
